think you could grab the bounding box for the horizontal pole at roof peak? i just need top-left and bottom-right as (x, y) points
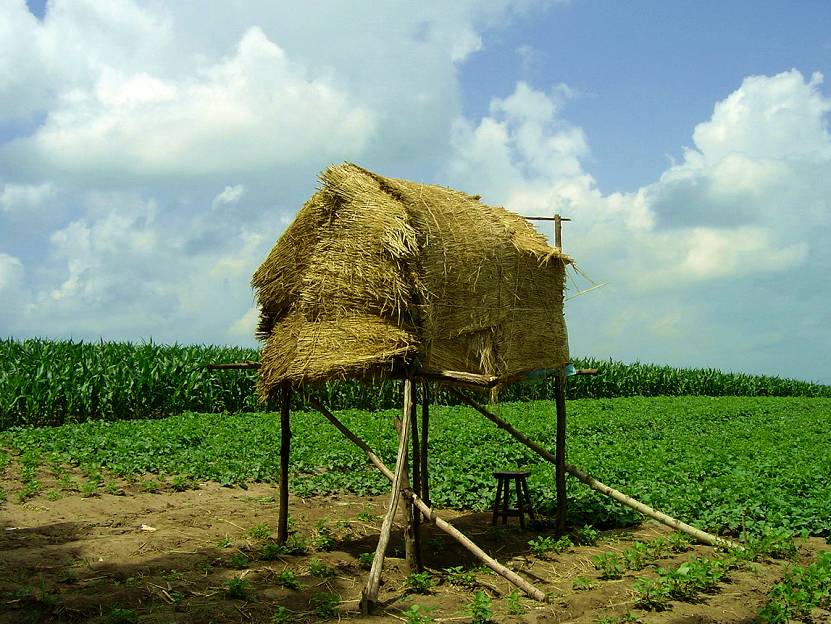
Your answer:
(524, 216), (572, 222)
(206, 361), (261, 370)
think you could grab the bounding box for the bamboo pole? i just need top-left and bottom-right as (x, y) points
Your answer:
(405, 491), (546, 601)
(305, 395), (393, 481)
(554, 371), (567, 533)
(450, 390), (733, 548)
(308, 396), (548, 602)
(277, 383), (292, 544)
(362, 377), (414, 611)
(420, 381), (430, 507)
(408, 382), (423, 571)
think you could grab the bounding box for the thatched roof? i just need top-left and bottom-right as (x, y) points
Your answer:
(252, 163), (570, 399)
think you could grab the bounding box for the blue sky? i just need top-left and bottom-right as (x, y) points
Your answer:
(2, 1), (830, 383)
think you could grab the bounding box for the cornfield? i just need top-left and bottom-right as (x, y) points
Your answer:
(2, 338), (829, 429)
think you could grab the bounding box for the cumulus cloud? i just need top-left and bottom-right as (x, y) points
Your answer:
(447, 71), (831, 379)
(6, 27), (376, 181)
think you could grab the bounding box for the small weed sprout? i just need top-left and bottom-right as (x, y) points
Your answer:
(106, 608), (139, 624)
(261, 543), (285, 560)
(632, 577), (671, 611)
(311, 592), (339, 619)
(403, 604), (435, 624)
(667, 532), (693, 553)
(282, 535), (308, 555)
(623, 541), (650, 570)
(572, 576), (593, 591)
(553, 535), (573, 553)
(575, 525), (600, 545)
(308, 558), (335, 578)
(228, 553), (251, 569)
(444, 566), (477, 588)
(593, 552), (624, 579)
(358, 552), (374, 570)
(216, 537), (233, 548)
(528, 536), (556, 558)
(466, 590), (493, 624)
(224, 577), (250, 600)
(405, 571), (433, 594)
(248, 522), (272, 540)
(276, 569), (301, 590)
(313, 523), (335, 551)
(357, 507), (380, 522)
(506, 589), (526, 615)
(271, 606), (294, 623)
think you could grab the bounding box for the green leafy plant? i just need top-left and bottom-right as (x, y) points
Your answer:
(260, 543), (285, 560)
(308, 558), (335, 578)
(528, 535), (556, 558)
(632, 577), (671, 611)
(553, 535), (573, 553)
(225, 576), (250, 600)
(505, 589), (526, 615)
(216, 537), (233, 548)
(358, 552), (374, 570)
(271, 606), (294, 623)
(593, 552), (624, 579)
(575, 525), (600, 545)
(282, 535), (308, 555)
(275, 569), (301, 590)
(466, 590), (493, 624)
(403, 604), (435, 624)
(758, 551), (831, 623)
(228, 553), (251, 569)
(311, 592), (339, 619)
(357, 507), (380, 522)
(313, 523), (335, 551)
(160, 569), (183, 582)
(444, 566), (477, 588)
(248, 522), (272, 540)
(572, 576), (593, 591)
(106, 608), (139, 624)
(667, 532), (693, 553)
(623, 541), (650, 570)
(141, 478), (161, 493)
(405, 571), (433, 594)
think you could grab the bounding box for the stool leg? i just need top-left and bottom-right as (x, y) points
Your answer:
(515, 477), (526, 529)
(492, 478), (504, 526)
(501, 478), (510, 525)
(520, 478), (536, 521)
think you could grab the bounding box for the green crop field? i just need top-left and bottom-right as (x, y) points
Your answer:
(3, 338), (830, 429)
(2, 396), (829, 537)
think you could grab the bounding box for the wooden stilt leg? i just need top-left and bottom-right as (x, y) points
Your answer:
(407, 382), (423, 571)
(277, 383), (292, 545)
(420, 382), (430, 507)
(555, 371), (567, 534)
(362, 377), (414, 612)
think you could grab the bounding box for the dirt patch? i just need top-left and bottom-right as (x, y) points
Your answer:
(1, 479), (828, 624)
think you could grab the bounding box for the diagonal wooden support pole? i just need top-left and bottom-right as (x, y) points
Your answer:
(305, 393), (548, 603)
(362, 376), (413, 612)
(450, 389), (735, 549)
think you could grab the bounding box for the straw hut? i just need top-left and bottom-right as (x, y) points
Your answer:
(240, 163), (725, 611)
(252, 162), (570, 396)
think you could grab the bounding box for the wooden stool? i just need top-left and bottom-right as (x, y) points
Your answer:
(492, 471), (535, 528)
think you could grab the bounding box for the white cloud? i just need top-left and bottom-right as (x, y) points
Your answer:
(6, 27), (376, 181)
(0, 183), (54, 214)
(0, 253), (25, 331)
(447, 72), (831, 380)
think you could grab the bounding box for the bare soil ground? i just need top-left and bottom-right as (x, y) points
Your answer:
(1, 474), (828, 624)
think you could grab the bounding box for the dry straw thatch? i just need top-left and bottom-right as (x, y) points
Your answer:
(252, 163), (570, 400)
